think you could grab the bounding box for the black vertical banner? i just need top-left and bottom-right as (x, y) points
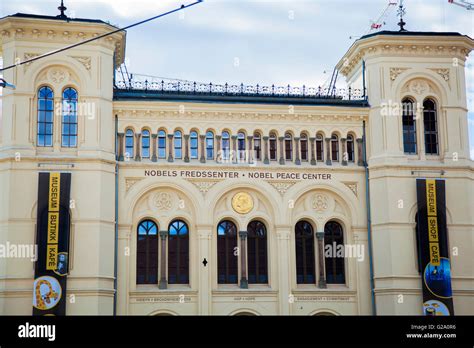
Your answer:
(33, 172), (71, 316)
(416, 178), (454, 315)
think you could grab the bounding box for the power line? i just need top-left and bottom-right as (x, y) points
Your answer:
(0, 0), (204, 73)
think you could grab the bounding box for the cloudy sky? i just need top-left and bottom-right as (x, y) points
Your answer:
(1, 0), (473, 158)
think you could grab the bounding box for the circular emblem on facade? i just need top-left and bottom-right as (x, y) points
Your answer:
(232, 192), (253, 214)
(312, 194), (328, 213)
(33, 276), (62, 311)
(153, 192), (172, 210)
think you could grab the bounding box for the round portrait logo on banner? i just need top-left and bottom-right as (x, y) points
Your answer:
(33, 276), (62, 310)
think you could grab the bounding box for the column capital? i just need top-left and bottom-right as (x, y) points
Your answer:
(159, 230), (169, 239)
(356, 138), (363, 144)
(325, 137), (331, 142)
(341, 137), (347, 142)
(239, 231), (248, 240)
(167, 134), (174, 139)
(316, 231), (325, 240)
(231, 135), (238, 139)
(151, 133), (157, 139)
(263, 136), (269, 141)
(216, 135), (222, 140)
(199, 134), (206, 139)
(118, 132), (125, 137)
(247, 135), (254, 140)
(309, 137), (316, 142)
(278, 136), (285, 141)
(184, 134), (190, 140)
(294, 136), (300, 141)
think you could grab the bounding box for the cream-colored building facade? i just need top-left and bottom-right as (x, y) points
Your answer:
(0, 12), (473, 316)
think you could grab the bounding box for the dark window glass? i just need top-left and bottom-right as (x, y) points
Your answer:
(324, 221), (345, 284)
(423, 99), (439, 155)
(402, 99), (417, 154)
(300, 135), (308, 161)
(125, 129), (134, 158)
(142, 130), (150, 158)
(247, 221), (268, 284)
(217, 220), (238, 284)
(174, 130), (182, 159)
(238, 132), (246, 161)
(285, 133), (293, 160)
(158, 130), (166, 159)
(316, 134), (324, 161)
(269, 133), (277, 160)
(37, 86), (54, 147)
(295, 221), (315, 284)
(190, 131), (198, 159)
(61, 88), (78, 147)
(331, 135), (339, 162)
(222, 132), (230, 160)
(206, 131), (214, 159)
(137, 220), (158, 284)
(253, 133), (261, 161)
(347, 135), (354, 162)
(168, 220), (189, 284)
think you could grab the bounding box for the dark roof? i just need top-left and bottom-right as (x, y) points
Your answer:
(359, 30), (468, 41)
(4, 13), (118, 28)
(113, 89), (369, 107)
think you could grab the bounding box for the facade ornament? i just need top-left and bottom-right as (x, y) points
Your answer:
(269, 181), (296, 196)
(343, 182), (358, 197)
(430, 68), (450, 82)
(188, 180), (218, 195)
(125, 177), (143, 193)
(70, 56), (92, 71)
(153, 192), (172, 210)
(48, 68), (69, 84)
(409, 80), (429, 95)
(312, 194), (329, 213)
(231, 192), (254, 214)
(390, 67), (409, 82)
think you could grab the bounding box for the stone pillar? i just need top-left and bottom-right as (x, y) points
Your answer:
(357, 138), (364, 166)
(135, 133), (141, 162)
(184, 134), (190, 163)
(247, 135), (253, 164)
(294, 137), (301, 165)
(316, 231), (327, 288)
(215, 135), (222, 163)
(325, 137), (332, 166)
(276, 227), (291, 315)
(239, 231), (248, 289)
(279, 136), (285, 165)
(232, 135), (238, 164)
(167, 134), (174, 162)
(200, 134), (206, 163)
(198, 226), (212, 315)
(117, 133), (124, 161)
(159, 230), (168, 289)
(341, 137), (348, 166)
(151, 134), (157, 162)
(263, 136), (270, 164)
(309, 137), (316, 165)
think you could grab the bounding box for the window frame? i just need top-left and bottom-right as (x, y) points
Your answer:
(37, 86), (55, 147)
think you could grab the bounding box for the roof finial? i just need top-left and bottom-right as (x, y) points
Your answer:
(397, 0), (407, 32)
(57, 0), (68, 19)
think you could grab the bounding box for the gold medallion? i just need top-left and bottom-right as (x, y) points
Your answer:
(232, 192), (253, 214)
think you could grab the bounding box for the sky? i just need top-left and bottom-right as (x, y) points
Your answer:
(1, 0), (473, 158)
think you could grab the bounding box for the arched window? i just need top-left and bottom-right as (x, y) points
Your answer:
(125, 129), (134, 158)
(174, 130), (182, 159)
(141, 129), (150, 158)
(269, 132), (277, 160)
(331, 134), (339, 162)
(238, 132), (246, 161)
(190, 131), (198, 159)
(168, 220), (189, 284)
(137, 220), (158, 284)
(61, 87), (78, 147)
(206, 131), (214, 159)
(253, 132), (261, 161)
(300, 133), (308, 161)
(37, 86), (54, 147)
(247, 221), (268, 284)
(347, 134), (354, 162)
(158, 130), (166, 159)
(423, 99), (439, 155)
(324, 221), (345, 284)
(295, 221), (315, 284)
(285, 133), (293, 160)
(217, 220), (238, 284)
(222, 131), (230, 161)
(402, 98), (417, 154)
(316, 134), (324, 162)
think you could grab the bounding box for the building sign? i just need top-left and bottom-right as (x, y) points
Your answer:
(33, 172), (71, 316)
(416, 179), (454, 316)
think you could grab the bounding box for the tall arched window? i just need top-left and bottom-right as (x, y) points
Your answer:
(61, 87), (78, 147)
(158, 130), (166, 159)
(247, 221), (268, 284)
(168, 220), (189, 284)
(331, 134), (339, 162)
(285, 133), (293, 160)
(316, 134), (324, 161)
(206, 131), (214, 159)
(253, 132), (261, 161)
(238, 132), (246, 161)
(222, 131), (230, 161)
(402, 98), (417, 154)
(174, 130), (182, 159)
(423, 99), (439, 155)
(295, 221), (315, 284)
(190, 131), (198, 159)
(217, 220), (238, 284)
(300, 133), (308, 161)
(37, 86), (54, 147)
(324, 221), (345, 284)
(125, 129), (134, 158)
(269, 132), (277, 160)
(347, 134), (354, 162)
(137, 220), (158, 284)
(141, 129), (150, 158)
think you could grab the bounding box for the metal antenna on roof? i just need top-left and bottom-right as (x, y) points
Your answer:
(57, 0), (68, 19)
(397, 0), (407, 32)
